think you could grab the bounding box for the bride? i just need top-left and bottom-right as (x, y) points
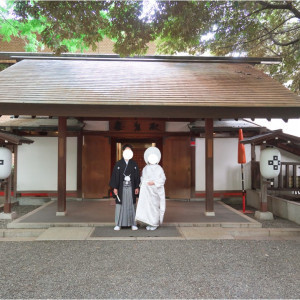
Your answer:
(135, 147), (166, 230)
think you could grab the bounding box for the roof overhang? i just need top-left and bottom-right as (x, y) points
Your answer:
(241, 129), (300, 156)
(0, 130), (34, 145)
(188, 119), (265, 133)
(0, 117), (84, 132)
(0, 58), (299, 119)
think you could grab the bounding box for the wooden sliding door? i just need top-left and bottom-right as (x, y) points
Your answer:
(82, 136), (111, 198)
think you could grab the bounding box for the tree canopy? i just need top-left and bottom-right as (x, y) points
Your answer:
(0, 0), (299, 94)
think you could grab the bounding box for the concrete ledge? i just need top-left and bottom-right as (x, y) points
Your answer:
(179, 227), (300, 240)
(269, 228), (300, 237)
(36, 227), (93, 240)
(1, 227), (299, 241)
(7, 221), (262, 229)
(1, 229), (45, 238)
(247, 190), (300, 225)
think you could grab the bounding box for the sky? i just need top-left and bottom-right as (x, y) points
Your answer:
(249, 118), (300, 137)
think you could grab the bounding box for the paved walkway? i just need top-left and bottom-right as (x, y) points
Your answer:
(8, 200), (261, 228)
(1, 200), (299, 241)
(1, 225), (299, 241)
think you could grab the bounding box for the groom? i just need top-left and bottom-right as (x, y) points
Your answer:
(109, 144), (140, 231)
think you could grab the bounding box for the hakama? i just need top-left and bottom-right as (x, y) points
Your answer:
(115, 181), (137, 227)
(135, 164), (166, 227)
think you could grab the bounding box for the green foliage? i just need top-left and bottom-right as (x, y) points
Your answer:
(0, 63), (9, 71)
(0, 0), (299, 93)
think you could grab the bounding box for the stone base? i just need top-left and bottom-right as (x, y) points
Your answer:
(205, 211), (216, 217)
(0, 212), (17, 220)
(254, 211), (274, 221)
(56, 211), (66, 217)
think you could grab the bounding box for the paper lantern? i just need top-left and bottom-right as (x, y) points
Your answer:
(260, 148), (281, 179)
(238, 129), (246, 164)
(0, 147), (12, 179)
(144, 147), (161, 164)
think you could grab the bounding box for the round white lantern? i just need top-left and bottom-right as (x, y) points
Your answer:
(260, 148), (281, 179)
(0, 147), (12, 179)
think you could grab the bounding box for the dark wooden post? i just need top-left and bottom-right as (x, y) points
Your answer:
(254, 144), (273, 220)
(260, 176), (268, 212)
(13, 145), (18, 202)
(57, 117), (67, 216)
(3, 175), (12, 213)
(77, 131), (83, 199)
(205, 118), (215, 216)
(4, 145), (13, 214)
(258, 144), (271, 212)
(251, 143), (256, 189)
(191, 141), (196, 199)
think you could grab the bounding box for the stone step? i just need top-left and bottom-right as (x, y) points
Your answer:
(0, 229), (45, 238)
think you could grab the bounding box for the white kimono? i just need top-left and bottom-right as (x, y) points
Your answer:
(135, 164), (166, 227)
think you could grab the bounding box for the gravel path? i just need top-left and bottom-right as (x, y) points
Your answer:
(0, 240), (299, 299)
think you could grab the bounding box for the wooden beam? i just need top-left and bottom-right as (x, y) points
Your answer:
(205, 118), (215, 215)
(77, 131), (83, 198)
(0, 103), (299, 119)
(57, 116), (67, 215)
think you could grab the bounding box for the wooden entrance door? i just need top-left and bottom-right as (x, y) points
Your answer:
(163, 136), (191, 199)
(82, 136), (111, 198)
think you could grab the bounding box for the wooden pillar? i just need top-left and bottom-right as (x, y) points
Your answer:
(205, 118), (215, 216)
(13, 145), (18, 202)
(57, 117), (67, 216)
(4, 145), (13, 213)
(3, 175), (12, 213)
(251, 143), (256, 189)
(259, 144), (269, 212)
(190, 140), (196, 198)
(77, 131), (83, 199)
(260, 176), (268, 212)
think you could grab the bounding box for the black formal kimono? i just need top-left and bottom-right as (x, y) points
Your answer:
(109, 158), (140, 204)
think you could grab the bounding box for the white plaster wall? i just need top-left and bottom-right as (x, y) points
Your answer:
(84, 121), (109, 131)
(165, 122), (190, 132)
(17, 137), (77, 191)
(195, 138), (252, 191)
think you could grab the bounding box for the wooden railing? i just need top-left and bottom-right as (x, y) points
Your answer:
(276, 162), (300, 190)
(252, 161), (300, 191)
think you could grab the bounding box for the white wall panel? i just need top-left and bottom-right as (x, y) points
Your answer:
(17, 137), (77, 191)
(195, 138), (252, 191)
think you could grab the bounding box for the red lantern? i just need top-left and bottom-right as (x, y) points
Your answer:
(238, 129), (246, 164)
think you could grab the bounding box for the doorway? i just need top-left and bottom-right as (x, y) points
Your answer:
(82, 135), (192, 200)
(111, 138), (163, 176)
